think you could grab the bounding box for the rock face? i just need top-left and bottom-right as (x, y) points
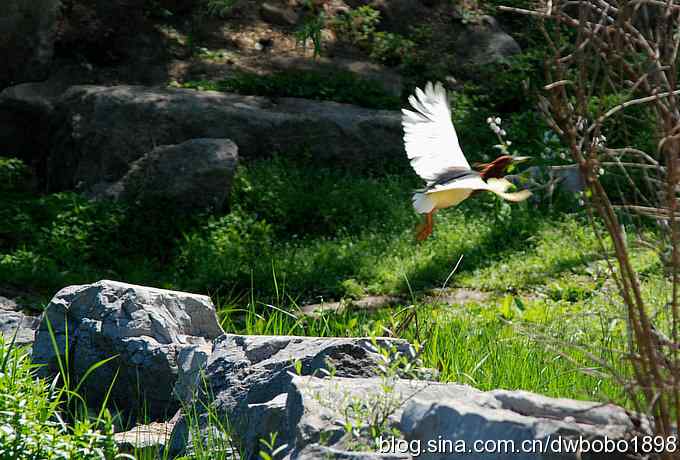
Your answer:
(31, 280), (224, 420)
(452, 16), (521, 68)
(0, 82), (60, 174)
(285, 377), (640, 460)
(0, 0), (59, 88)
(169, 334), (418, 457)
(47, 85), (402, 192)
(0, 296), (40, 348)
(93, 138), (239, 212)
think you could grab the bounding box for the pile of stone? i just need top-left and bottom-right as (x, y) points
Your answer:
(0, 280), (642, 459)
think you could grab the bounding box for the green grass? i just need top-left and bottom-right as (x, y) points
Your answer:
(0, 337), (118, 460)
(177, 69), (401, 110)
(216, 295), (629, 405)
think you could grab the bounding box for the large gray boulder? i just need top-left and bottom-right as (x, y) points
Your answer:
(93, 138), (239, 212)
(0, 0), (60, 88)
(169, 334), (418, 458)
(47, 85), (402, 192)
(31, 280), (224, 420)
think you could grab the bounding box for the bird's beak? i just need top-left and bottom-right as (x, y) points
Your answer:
(511, 156), (531, 164)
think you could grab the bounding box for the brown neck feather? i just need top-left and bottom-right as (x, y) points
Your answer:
(478, 155), (513, 180)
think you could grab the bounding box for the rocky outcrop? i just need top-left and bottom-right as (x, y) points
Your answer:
(25, 281), (643, 459)
(451, 16), (521, 68)
(47, 85), (402, 193)
(282, 376), (641, 459)
(31, 280), (224, 420)
(169, 334), (420, 458)
(93, 138), (239, 212)
(0, 0), (60, 88)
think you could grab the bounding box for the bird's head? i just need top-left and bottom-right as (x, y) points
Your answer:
(477, 155), (530, 179)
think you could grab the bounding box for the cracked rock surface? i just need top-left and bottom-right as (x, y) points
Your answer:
(31, 280), (223, 420)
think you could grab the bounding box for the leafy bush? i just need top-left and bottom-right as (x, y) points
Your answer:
(202, 0), (237, 18)
(0, 157), (30, 192)
(330, 6), (414, 66)
(370, 32), (415, 66)
(0, 185), (195, 293)
(331, 6), (381, 48)
(0, 338), (117, 460)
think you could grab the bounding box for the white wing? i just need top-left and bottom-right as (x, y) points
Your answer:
(429, 177), (532, 202)
(402, 81), (470, 184)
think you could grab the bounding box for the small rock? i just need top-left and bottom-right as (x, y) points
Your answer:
(114, 419), (177, 455)
(0, 309), (40, 348)
(0, 296), (20, 312)
(260, 2), (300, 26)
(255, 37), (275, 52)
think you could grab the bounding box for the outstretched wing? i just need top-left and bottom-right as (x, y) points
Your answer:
(429, 176), (532, 202)
(402, 81), (470, 184)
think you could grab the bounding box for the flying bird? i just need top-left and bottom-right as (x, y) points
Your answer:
(402, 82), (532, 241)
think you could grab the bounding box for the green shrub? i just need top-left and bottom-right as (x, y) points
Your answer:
(0, 157), (30, 192)
(330, 6), (413, 66)
(331, 6), (381, 48)
(202, 0), (237, 18)
(370, 32), (415, 66)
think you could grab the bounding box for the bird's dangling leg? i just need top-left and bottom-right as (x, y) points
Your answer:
(415, 211), (435, 241)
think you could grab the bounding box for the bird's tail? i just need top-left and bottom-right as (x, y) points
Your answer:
(412, 192), (435, 214)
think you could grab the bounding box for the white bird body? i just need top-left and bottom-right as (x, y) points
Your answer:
(402, 81), (531, 239)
